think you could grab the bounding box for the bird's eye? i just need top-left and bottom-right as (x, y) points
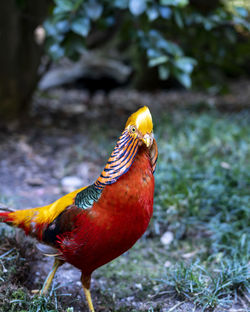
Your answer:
(130, 126), (136, 133)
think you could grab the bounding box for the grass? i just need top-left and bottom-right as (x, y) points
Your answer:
(153, 109), (250, 310)
(0, 107), (249, 311)
(0, 229), (65, 312)
(159, 259), (249, 311)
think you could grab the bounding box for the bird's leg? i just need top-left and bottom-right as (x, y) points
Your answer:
(40, 258), (63, 295)
(81, 274), (95, 312)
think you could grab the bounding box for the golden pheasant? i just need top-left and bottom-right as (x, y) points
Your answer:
(0, 106), (158, 311)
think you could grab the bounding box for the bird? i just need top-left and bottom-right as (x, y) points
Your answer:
(0, 106), (158, 312)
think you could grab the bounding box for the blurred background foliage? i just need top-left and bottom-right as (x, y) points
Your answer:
(44, 0), (250, 90)
(0, 0), (250, 120)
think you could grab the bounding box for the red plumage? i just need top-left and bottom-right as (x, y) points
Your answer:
(59, 146), (154, 276)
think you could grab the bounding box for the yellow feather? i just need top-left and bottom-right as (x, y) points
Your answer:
(125, 106), (153, 135)
(9, 186), (87, 227)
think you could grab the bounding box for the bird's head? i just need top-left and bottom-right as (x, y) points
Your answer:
(125, 106), (154, 148)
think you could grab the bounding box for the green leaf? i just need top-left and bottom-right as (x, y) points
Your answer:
(44, 20), (58, 37)
(54, 0), (74, 12)
(73, 0), (83, 11)
(174, 10), (183, 28)
(149, 55), (169, 67)
(160, 0), (177, 6)
(175, 71), (192, 88)
(175, 57), (196, 73)
(147, 7), (159, 21)
(56, 20), (70, 33)
(147, 49), (161, 58)
(177, 0), (188, 7)
(129, 0), (147, 16)
(235, 7), (248, 18)
(71, 17), (90, 37)
(158, 65), (170, 80)
(49, 43), (65, 60)
(159, 40), (183, 57)
(159, 7), (172, 19)
(85, 1), (103, 21)
(52, 7), (68, 22)
(114, 0), (128, 9)
(160, 0), (188, 7)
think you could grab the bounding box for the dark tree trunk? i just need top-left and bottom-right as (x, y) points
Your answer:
(0, 0), (50, 121)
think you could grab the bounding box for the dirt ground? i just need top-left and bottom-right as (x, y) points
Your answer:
(0, 80), (249, 311)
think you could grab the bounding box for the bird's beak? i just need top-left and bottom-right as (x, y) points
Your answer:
(143, 133), (153, 148)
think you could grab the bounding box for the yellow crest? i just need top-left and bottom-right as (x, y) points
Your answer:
(125, 106), (153, 135)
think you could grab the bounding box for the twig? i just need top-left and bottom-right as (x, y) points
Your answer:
(150, 290), (175, 299)
(0, 248), (14, 259)
(0, 259), (7, 273)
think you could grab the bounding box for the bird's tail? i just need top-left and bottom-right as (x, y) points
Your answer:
(0, 211), (10, 222)
(0, 203), (41, 237)
(0, 203), (14, 222)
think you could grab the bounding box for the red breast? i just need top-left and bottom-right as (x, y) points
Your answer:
(61, 147), (154, 275)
